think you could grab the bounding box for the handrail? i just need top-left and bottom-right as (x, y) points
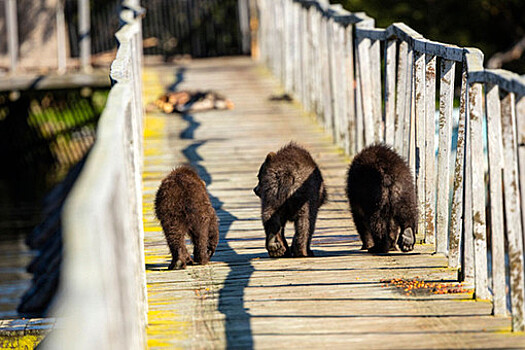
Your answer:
(43, 1), (146, 348)
(256, 0), (525, 332)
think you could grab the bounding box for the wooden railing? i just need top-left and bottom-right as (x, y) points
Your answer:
(43, 1), (147, 348)
(257, 0), (525, 331)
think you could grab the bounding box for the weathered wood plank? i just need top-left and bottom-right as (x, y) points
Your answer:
(504, 93), (525, 331)
(448, 66), (467, 268)
(384, 39), (397, 146)
(395, 41), (408, 153)
(436, 59), (456, 254)
(414, 50), (426, 239)
(424, 55), (437, 245)
(468, 82), (489, 300)
(343, 24), (355, 156)
(370, 39), (382, 142)
(485, 83), (506, 316)
(357, 36), (374, 146)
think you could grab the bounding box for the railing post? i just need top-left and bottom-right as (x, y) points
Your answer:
(394, 41), (408, 153)
(485, 82), (506, 315)
(448, 64), (468, 268)
(436, 59), (455, 254)
(238, 0), (251, 54)
(424, 55), (437, 245)
(5, 0), (18, 73)
(79, 0), (92, 72)
(413, 47), (425, 240)
(469, 80), (490, 300)
(56, 0), (67, 74)
(384, 40), (396, 146)
(500, 91), (525, 330)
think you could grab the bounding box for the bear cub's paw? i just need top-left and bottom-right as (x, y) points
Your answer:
(398, 227), (415, 252)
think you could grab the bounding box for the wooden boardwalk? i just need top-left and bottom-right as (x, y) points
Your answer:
(142, 57), (525, 349)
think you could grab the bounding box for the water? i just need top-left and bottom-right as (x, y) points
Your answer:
(0, 196), (38, 319)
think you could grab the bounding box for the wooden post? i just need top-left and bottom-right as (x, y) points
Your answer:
(357, 36), (373, 145)
(57, 0), (67, 74)
(485, 83), (506, 315)
(501, 92), (525, 330)
(79, 0), (92, 72)
(5, 0), (18, 73)
(355, 47), (364, 152)
(238, 0), (251, 54)
(469, 82), (489, 300)
(394, 41), (408, 153)
(449, 65), (468, 268)
(332, 22), (343, 144)
(436, 59), (456, 254)
(403, 46), (414, 162)
(414, 50), (426, 240)
(370, 39), (382, 142)
(462, 89), (475, 283)
(326, 15), (336, 134)
(384, 40), (397, 146)
(424, 55), (437, 245)
(344, 24), (356, 156)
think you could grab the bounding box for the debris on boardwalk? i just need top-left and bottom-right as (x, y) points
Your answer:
(150, 90), (234, 114)
(381, 278), (473, 296)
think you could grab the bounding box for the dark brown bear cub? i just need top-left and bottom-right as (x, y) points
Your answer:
(155, 166), (219, 269)
(346, 144), (418, 253)
(253, 142), (326, 258)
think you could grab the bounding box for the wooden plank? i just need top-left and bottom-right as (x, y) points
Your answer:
(436, 59), (456, 254)
(338, 24), (347, 149)
(322, 15), (333, 130)
(332, 22), (343, 145)
(303, 6), (313, 111)
(283, 0), (292, 93)
(294, 3), (306, 104)
(357, 36), (374, 146)
(354, 39), (364, 153)
(462, 95), (475, 283)
(403, 46), (414, 163)
(485, 83), (506, 316)
(343, 24), (355, 156)
(142, 57), (525, 348)
(414, 50), (426, 239)
(5, 0), (18, 72)
(370, 39), (382, 142)
(424, 55), (437, 245)
(517, 97), (525, 253)
(79, 0), (92, 72)
(469, 82), (489, 300)
(384, 39), (397, 146)
(394, 41), (408, 153)
(448, 66), (467, 268)
(501, 92), (525, 331)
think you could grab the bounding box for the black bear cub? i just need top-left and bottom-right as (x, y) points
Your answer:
(254, 142), (327, 258)
(346, 144), (418, 253)
(155, 166), (219, 269)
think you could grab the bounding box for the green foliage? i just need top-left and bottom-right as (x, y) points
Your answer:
(331, 0), (525, 73)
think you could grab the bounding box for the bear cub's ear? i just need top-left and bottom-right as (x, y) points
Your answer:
(265, 152), (277, 163)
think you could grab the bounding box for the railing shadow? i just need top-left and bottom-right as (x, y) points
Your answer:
(180, 112), (255, 348)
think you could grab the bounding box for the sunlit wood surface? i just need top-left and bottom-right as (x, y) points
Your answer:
(142, 57), (525, 349)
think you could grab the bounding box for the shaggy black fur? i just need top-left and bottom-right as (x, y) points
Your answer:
(155, 166), (219, 269)
(346, 144), (418, 253)
(254, 142), (327, 258)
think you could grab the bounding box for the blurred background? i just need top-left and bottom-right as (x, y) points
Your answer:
(331, 0), (525, 74)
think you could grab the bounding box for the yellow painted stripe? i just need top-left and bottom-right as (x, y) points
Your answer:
(142, 67), (189, 349)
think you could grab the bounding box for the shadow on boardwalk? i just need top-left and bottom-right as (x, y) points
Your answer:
(180, 113), (256, 348)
